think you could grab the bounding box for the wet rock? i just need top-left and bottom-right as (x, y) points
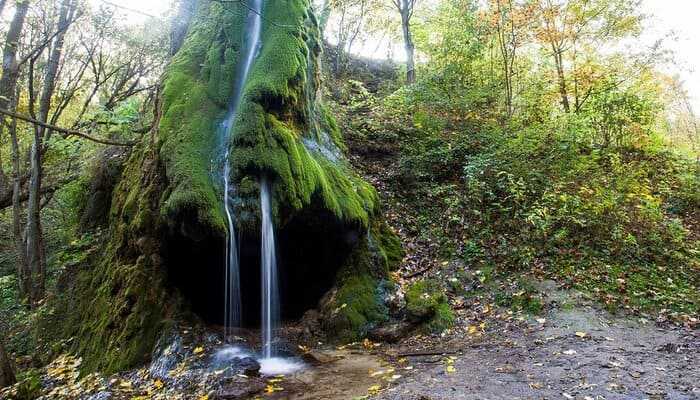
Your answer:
(149, 333), (184, 380)
(301, 350), (341, 365)
(238, 357), (261, 377)
(214, 378), (266, 400)
(299, 309), (322, 339)
(369, 321), (414, 343)
(210, 348), (260, 376)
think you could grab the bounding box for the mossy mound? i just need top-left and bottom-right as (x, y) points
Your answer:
(405, 279), (455, 333)
(40, 0), (402, 373)
(38, 144), (175, 373)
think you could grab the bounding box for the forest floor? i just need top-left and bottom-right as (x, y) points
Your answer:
(370, 283), (700, 400)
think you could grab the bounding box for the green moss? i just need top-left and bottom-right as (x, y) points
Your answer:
(39, 0), (403, 372)
(327, 274), (388, 341)
(157, 2), (248, 235)
(371, 220), (404, 271)
(320, 229), (399, 341)
(405, 279), (454, 333)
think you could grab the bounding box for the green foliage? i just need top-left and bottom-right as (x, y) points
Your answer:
(394, 121), (699, 315)
(405, 279), (455, 333)
(14, 369), (42, 400)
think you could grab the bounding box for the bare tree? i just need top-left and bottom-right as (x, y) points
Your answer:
(392, 0), (416, 84)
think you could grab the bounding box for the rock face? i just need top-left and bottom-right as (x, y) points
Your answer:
(43, 0), (402, 373)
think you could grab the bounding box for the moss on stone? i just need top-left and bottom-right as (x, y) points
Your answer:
(405, 279), (454, 333)
(319, 219), (402, 341)
(370, 220), (404, 271)
(40, 0), (403, 373)
(157, 2), (248, 235)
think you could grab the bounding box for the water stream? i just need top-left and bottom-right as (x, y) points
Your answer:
(219, 0), (263, 337)
(215, 0), (303, 375)
(260, 178), (279, 359)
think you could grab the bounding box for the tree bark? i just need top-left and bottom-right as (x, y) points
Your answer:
(10, 116), (30, 299)
(0, 0), (31, 300)
(0, 338), (15, 389)
(26, 0), (76, 305)
(553, 47), (570, 112)
(396, 0), (416, 84)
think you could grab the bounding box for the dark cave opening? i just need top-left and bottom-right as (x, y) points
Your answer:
(165, 208), (358, 328)
(165, 227), (227, 326)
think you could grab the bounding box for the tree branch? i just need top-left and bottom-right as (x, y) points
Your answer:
(0, 108), (137, 147)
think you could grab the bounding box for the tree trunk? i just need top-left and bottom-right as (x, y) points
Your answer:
(0, 0), (30, 300)
(553, 48), (570, 112)
(0, 338), (15, 389)
(26, 0), (76, 305)
(399, 1), (416, 84)
(10, 116), (30, 299)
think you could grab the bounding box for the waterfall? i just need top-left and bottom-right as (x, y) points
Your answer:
(260, 178), (279, 359)
(220, 0), (263, 338)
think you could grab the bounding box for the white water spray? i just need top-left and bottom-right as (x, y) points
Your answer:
(260, 178), (279, 359)
(220, 0), (263, 337)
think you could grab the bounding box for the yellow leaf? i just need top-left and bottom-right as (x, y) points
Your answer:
(575, 331), (588, 338)
(446, 365), (456, 373)
(154, 379), (164, 389)
(368, 385), (382, 395)
(199, 395), (209, 400)
(468, 325), (478, 334)
(265, 385), (284, 393)
(193, 346), (204, 354)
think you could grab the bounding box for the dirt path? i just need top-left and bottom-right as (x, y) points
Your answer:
(374, 286), (699, 400)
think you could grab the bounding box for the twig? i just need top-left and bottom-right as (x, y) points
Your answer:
(0, 108), (137, 147)
(397, 350), (459, 357)
(403, 265), (434, 279)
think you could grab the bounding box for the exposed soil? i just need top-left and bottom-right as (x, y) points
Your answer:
(372, 284), (700, 400)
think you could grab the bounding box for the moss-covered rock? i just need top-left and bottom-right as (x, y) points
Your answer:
(405, 279), (454, 333)
(41, 0), (402, 373)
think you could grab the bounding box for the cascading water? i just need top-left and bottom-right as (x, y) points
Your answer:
(260, 178), (279, 358)
(219, 0), (263, 337)
(213, 0), (304, 375)
(256, 178), (304, 375)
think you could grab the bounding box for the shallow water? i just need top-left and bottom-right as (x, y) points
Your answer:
(258, 357), (305, 375)
(213, 345), (305, 376)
